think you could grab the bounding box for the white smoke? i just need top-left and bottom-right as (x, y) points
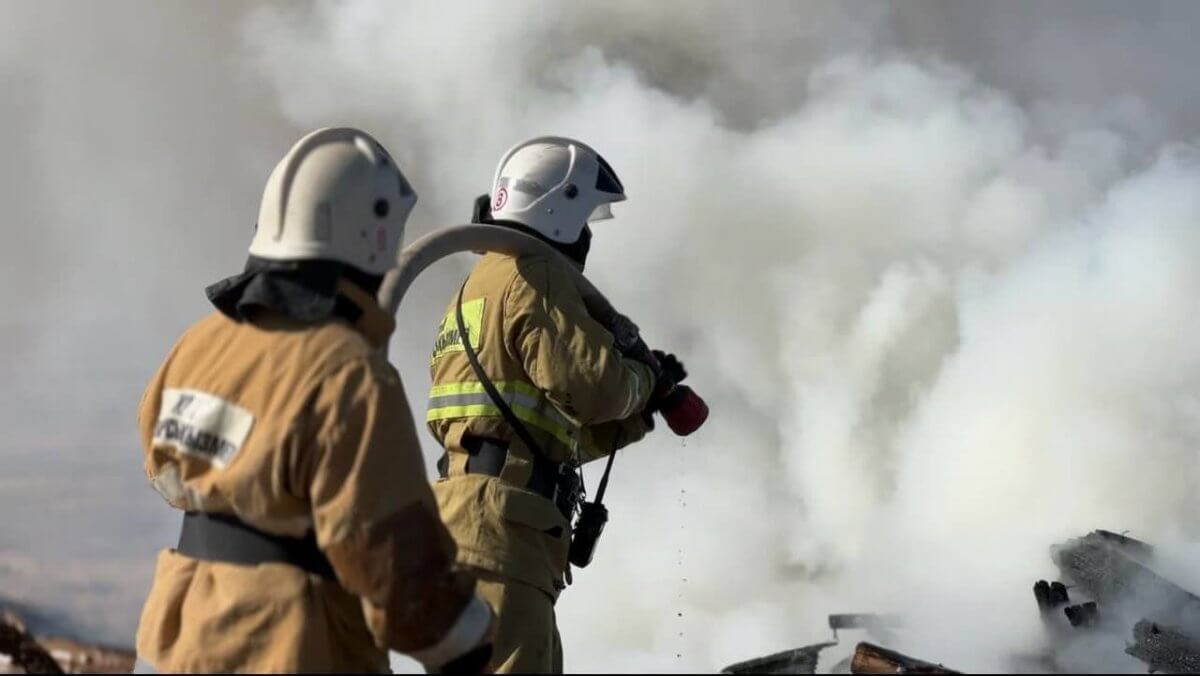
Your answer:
(3, 1), (1200, 672)
(242, 3), (1200, 672)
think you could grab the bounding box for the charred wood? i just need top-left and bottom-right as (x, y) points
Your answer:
(850, 642), (961, 674)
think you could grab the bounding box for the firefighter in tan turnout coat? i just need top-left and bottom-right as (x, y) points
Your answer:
(427, 137), (687, 672)
(134, 128), (494, 673)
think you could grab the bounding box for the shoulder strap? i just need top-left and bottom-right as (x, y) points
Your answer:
(593, 428), (621, 505)
(455, 282), (546, 458)
(455, 280), (622, 507)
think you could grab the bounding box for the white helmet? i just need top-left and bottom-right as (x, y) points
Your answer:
(489, 136), (626, 244)
(249, 127), (417, 276)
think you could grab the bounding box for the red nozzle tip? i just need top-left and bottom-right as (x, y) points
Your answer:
(662, 385), (709, 436)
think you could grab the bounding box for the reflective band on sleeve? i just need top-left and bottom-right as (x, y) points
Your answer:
(427, 380), (579, 448)
(429, 379), (544, 400)
(617, 363), (644, 420)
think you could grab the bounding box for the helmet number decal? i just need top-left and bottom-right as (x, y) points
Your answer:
(493, 186), (508, 211)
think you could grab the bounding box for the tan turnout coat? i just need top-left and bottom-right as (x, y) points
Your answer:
(135, 281), (477, 673)
(427, 252), (655, 599)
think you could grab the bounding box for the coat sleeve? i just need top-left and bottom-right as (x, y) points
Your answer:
(137, 334), (191, 507)
(303, 354), (491, 666)
(137, 354), (171, 465)
(578, 413), (653, 463)
(504, 256), (655, 426)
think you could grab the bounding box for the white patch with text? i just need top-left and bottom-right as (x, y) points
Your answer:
(153, 388), (254, 468)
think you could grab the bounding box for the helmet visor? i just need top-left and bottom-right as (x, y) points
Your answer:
(588, 202), (614, 221)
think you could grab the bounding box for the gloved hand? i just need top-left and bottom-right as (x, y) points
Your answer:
(640, 407), (657, 431)
(644, 350), (686, 415)
(651, 350), (687, 386)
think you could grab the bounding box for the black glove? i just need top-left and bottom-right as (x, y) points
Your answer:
(646, 350), (687, 414)
(652, 350), (687, 385)
(428, 643), (493, 674)
(640, 406), (657, 430)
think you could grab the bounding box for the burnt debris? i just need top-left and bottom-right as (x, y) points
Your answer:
(850, 642), (961, 675)
(1127, 619), (1200, 673)
(722, 529), (1200, 674)
(0, 609), (132, 675)
(721, 642), (837, 675)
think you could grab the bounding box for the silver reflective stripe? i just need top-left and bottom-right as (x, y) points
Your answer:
(499, 175), (550, 198)
(428, 389), (577, 433)
(617, 365), (644, 419)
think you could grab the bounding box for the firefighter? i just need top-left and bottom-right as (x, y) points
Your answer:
(426, 136), (687, 672)
(133, 128), (493, 673)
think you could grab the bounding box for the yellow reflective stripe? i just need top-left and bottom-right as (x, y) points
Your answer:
(426, 403), (499, 420)
(427, 380), (579, 447)
(427, 387), (582, 431)
(426, 402), (576, 448)
(429, 380), (543, 399)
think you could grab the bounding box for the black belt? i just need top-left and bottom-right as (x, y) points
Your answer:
(447, 435), (580, 521)
(176, 511), (336, 580)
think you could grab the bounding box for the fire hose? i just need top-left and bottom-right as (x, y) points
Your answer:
(377, 224), (708, 436)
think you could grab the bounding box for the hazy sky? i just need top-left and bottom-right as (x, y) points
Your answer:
(2, 2), (1199, 672)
